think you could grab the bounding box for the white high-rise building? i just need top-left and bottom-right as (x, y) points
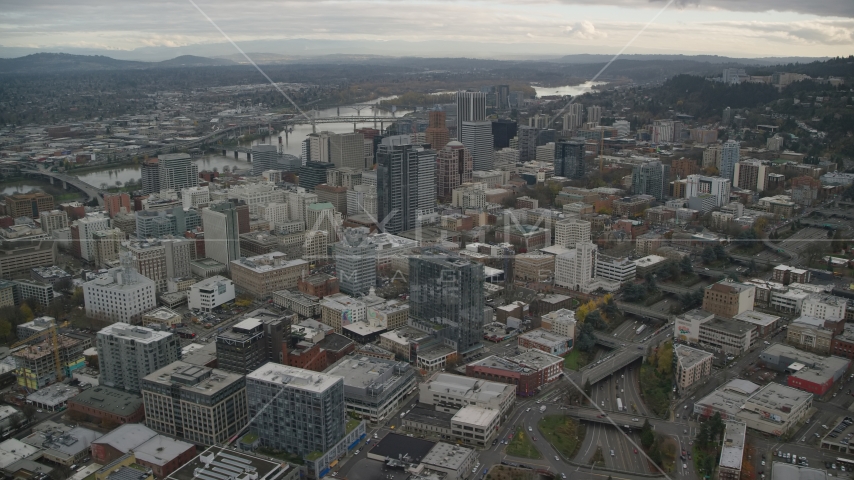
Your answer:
(181, 186), (210, 210)
(261, 202), (289, 230)
(287, 189), (318, 226)
(157, 153), (199, 192)
(685, 175), (732, 208)
(334, 228), (376, 296)
(347, 185), (377, 217)
(251, 144), (278, 176)
(83, 255), (157, 325)
(652, 120), (674, 143)
(455, 91), (486, 139)
(97, 322), (180, 393)
(75, 213), (111, 262)
(587, 106), (603, 125)
(555, 242), (597, 291)
(460, 121), (494, 171)
(308, 132), (331, 163)
(228, 183), (284, 206)
(555, 218), (591, 248)
(202, 201), (241, 268)
(720, 140), (740, 181)
(306, 202), (341, 243)
(328, 132), (366, 169)
(39, 210), (68, 235)
(613, 120), (630, 137)
(563, 104), (583, 130)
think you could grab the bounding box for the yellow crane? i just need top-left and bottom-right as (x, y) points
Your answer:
(11, 323), (67, 384)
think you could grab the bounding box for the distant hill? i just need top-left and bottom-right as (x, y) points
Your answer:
(214, 52), (393, 65)
(155, 55), (236, 67)
(554, 54), (829, 66)
(0, 52), (236, 74)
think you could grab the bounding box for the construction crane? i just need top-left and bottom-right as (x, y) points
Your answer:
(11, 323), (66, 385)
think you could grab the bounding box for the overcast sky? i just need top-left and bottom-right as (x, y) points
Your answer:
(1, 0), (852, 58)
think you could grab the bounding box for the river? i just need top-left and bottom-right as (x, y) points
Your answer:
(8, 85), (602, 193)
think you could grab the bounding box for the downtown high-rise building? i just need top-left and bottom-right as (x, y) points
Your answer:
(333, 227), (376, 296)
(157, 153), (199, 192)
(460, 121), (494, 171)
(246, 363), (345, 457)
(554, 139), (586, 179)
(554, 218), (592, 249)
(141, 158), (160, 194)
(436, 141), (474, 200)
(251, 144), (279, 176)
(97, 322), (181, 393)
(425, 110), (450, 151)
(408, 250), (484, 355)
(563, 103), (584, 130)
(299, 161), (336, 192)
(555, 242), (597, 291)
(587, 106), (603, 125)
(720, 140), (740, 182)
(376, 138), (436, 235)
(492, 119), (517, 149)
(328, 132), (366, 169)
(455, 91), (486, 138)
(497, 85), (510, 110)
(202, 201), (241, 267)
(516, 126), (539, 162)
(631, 160), (670, 201)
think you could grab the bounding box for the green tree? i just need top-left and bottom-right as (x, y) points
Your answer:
(701, 247), (716, 264)
(679, 256), (693, 274)
(0, 320), (11, 341)
(19, 304), (34, 322)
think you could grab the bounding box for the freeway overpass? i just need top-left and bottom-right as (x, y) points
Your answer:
(565, 406), (657, 426)
(592, 331), (631, 349)
(615, 302), (672, 321)
(21, 170), (105, 207)
(577, 347), (645, 385)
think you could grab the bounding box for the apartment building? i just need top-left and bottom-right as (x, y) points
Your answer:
(702, 279), (756, 318)
(97, 323), (181, 393)
(141, 361), (248, 446)
(82, 263), (157, 325)
(325, 355), (416, 423)
(419, 373), (515, 418)
(674, 345), (714, 391)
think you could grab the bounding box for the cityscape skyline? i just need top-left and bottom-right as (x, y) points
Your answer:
(0, 1), (851, 59)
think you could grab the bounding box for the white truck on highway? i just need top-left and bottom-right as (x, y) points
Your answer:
(540, 405), (547, 413)
(617, 398), (623, 412)
(636, 325), (646, 335)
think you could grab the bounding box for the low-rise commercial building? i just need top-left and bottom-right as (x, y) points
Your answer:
(719, 421), (746, 480)
(739, 383), (812, 436)
(539, 309), (576, 339)
(702, 279), (756, 318)
(67, 386), (144, 425)
(325, 355), (416, 423)
(732, 310), (782, 337)
(517, 328), (572, 355)
(164, 446), (299, 480)
(787, 315), (834, 354)
(760, 343), (851, 396)
(187, 276), (234, 313)
(419, 373), (515, 418)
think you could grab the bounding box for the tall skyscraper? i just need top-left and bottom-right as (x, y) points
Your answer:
(408, 250), (484, 355)
(632, 160), (670, 201)
(97, 322), (181, 393)
(460, 121), (494, 171)
(298, 161), (336, 192)
(497, 85), (510, 110)
(516, 126), (539, 162)
(436, 142), (474, 201)
(157, 153), (199, 192)
(491, 119), (517, 149)
(528, 114), (550, 128)
(555, 218), (591, 248)
(328, 132), (366, 169)
(251, 144), (278, 176)
(685, 175), (732, 207)
(555, 242), (597, 291)
(306, 202), (340, 243)
(376, 139), (436, 235)
(334, 227), (376, 296)
(563, 103), (584, 130)
(587, 106), (603, 125)
(202, 201), (241, 267)
(720, 140), (740, 182)
(425, 110), (450, 151)
(455, 91), (486, 138)
(141, 158), (160, 195)
(554, 139), (586, 179)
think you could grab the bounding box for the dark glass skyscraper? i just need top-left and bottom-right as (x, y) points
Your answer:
(298, 161), (336, 192)
(492, 119), (518, 149)
(555, 139), (586, 179)
(408, 250), (484, 355)
(376, 139), (436, 235)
